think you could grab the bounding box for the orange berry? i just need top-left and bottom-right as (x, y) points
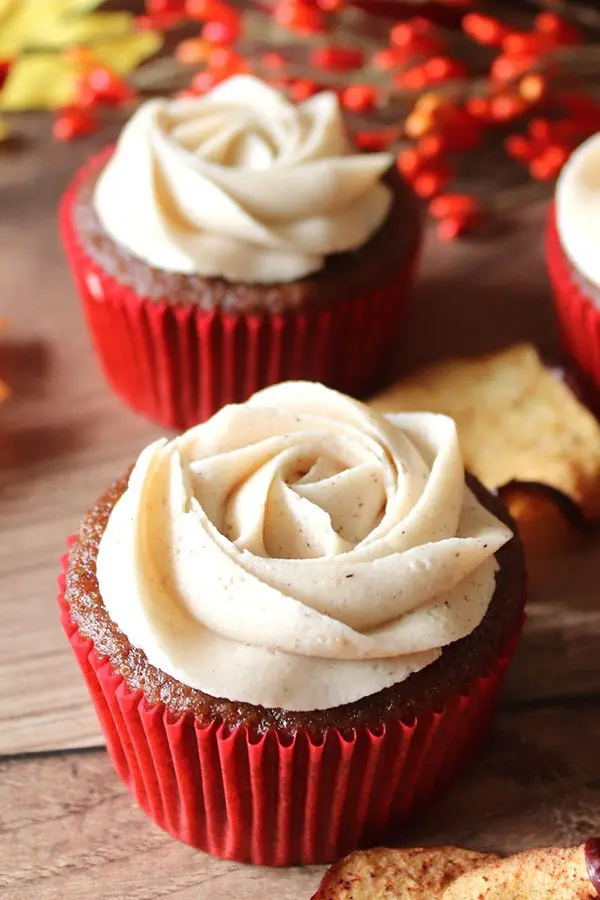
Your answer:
(519, 73), (547, 103)
(175, 38), (210, 65)
(462, 13), (508, 46)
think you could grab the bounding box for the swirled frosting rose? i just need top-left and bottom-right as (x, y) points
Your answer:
(97, 382), (512, 711)
(556, 131), (600, 290)
(93, 75), (393, 284)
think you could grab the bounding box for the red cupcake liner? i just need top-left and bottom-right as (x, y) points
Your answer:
(547, 204), (600, 393)
(60, 148), (422, 431)
(58, 542), (523, 866)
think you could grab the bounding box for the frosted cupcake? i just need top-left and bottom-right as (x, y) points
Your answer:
(58, 382), (525, 865)
(60, 76), (421, 429)
(548, 132), (600, 394)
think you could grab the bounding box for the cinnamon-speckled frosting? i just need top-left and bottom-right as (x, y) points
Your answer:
(96, 382), (512, 711)
(94, 76), (393, 284)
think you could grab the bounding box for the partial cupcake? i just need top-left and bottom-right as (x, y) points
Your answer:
(548, 132), (600, 397)
(60, 75), (421, 429)
(58, 382), (525, 865)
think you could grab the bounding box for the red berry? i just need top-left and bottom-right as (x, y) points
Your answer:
(274, 0), (325, 34)
(355, 128), (398, 151)
(341, 83), (378, 113)
(311, 45), (364, 71)
(422, 56), (467, 83)
(502, 32), (554, 55)
(86, 67), (134, 105)
(418, 133), (447, 158)
(465, 96), (493, 121)
(371, 48), (406, 70)
(186, 0), (237, 21)
(429, 193), (480, 219)
(394, 65), (429, 91)
(462, 13), (509, 46)
(191, 69), (223, 94)
(437, 215), (471, 241)
(262, 51), (286, 70)
(412, 163), (452, 198)
(201, 19), (240, 42)
(504, 134), (536, 161)
(396, 148), (424, 178)
(289, 79), (320, 101)
(389, 17), (432, 48)
(207, 45), (245, 71)
(534, 12), (581, 45)
(491, 52), (537, 83)
(53, 109), (98, 142)
(489, 92), (527, 123)
(529, 144), (570, 180)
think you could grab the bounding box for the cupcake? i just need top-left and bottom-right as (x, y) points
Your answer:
(58, 382), (525, 866)
(548, 132), (600, 394)
(60, 75), (422, 430)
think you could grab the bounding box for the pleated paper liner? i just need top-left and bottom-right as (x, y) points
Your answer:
(547, 205), (600, 396)
(58, 543), (523, 867)
(60, 149), (422, 431)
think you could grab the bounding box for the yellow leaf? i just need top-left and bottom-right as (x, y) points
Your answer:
(0, 0), (109, 58)
(0, 53), (77, 110)
(37, 12), (135, 49)
(94, 31), (163, 76)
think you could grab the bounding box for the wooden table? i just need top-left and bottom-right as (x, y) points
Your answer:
(2, 118), (600, 900)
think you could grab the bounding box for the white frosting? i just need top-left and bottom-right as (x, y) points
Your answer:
(556, 131), (600, 290)
(93, 75), (393, 284)
(96, 382), (512, 711)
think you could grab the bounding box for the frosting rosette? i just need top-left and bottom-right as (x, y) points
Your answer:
(97, 382), (512, 711)
(93, 75), (393, 284)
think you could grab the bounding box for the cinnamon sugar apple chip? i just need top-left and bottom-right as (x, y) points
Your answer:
(311, 846), (498, 900)
(370, 344), (600, 543)
(441, 844), (596, 900)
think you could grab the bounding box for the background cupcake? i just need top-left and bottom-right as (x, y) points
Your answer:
(547, 131), (600, 395)
(60, 75), (422, 430)
(59, 382), (525, 866)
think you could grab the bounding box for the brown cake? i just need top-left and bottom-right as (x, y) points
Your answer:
(71, 157), (421, 316)
(64, 472), (524, 737)
(58, 384), (526, 865)
(59, 79), (423, 429)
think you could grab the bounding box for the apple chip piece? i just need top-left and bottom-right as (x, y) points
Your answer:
(441, 844), (596, 900)
(311, 846), (498, 900)
(371, 344), (600, 526)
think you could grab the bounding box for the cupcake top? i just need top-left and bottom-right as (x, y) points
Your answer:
(556, 131), (600, 289)
(97, 382), (512, 711)
(93, 75), (393, 284)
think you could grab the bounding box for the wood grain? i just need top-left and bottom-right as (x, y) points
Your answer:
(3, 702), (600, 899)
(1, 117), (587, 756)
(2, 114), (600, 900)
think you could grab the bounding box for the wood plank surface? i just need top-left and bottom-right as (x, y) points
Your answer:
(3, 115), (600, 900)
(3, 702), (600, 899)
(2, 118), (592, 756)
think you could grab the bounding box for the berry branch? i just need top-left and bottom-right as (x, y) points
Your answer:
(2, 0), (600, 239)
